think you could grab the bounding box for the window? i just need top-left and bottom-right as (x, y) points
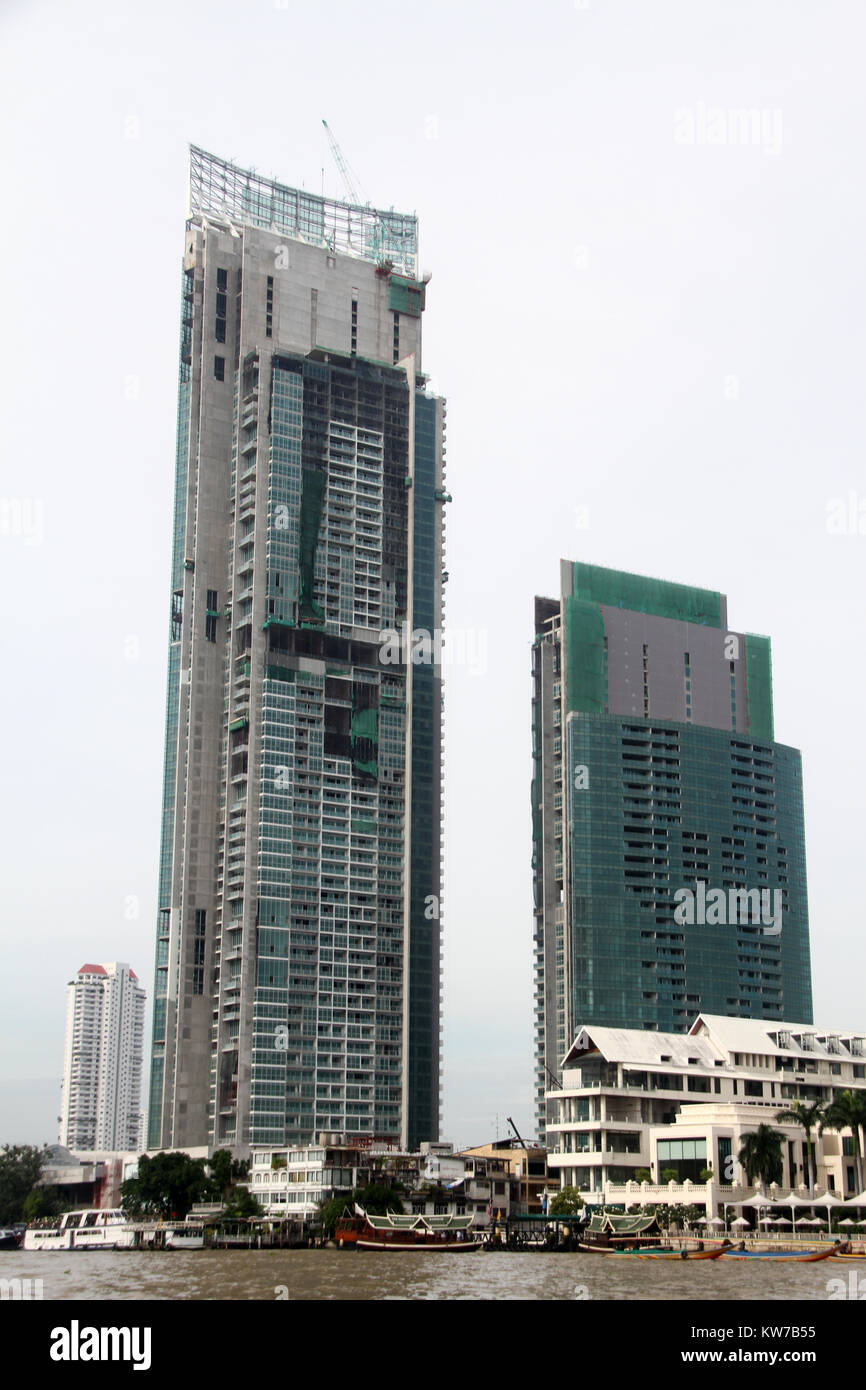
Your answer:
(392, 311), (400, 364)
(205, 590), (218, 643)
(214, 356), (225, 381)
(171, 590), (183, 641)
(718, 1135), (732, 1178)
(351, 296), (358, 354)
(266, 276), (274, 338)
(215, 275), (228, 343)
(193, 908), (206, 994)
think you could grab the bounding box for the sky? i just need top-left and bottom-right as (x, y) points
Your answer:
(1, 0), (865, 1151)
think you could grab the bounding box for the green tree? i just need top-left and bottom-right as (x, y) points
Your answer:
(549, 1186), (584, 1216)
(317, 1183), (404, 1237)
(120, 1152), (210, 1220)
(354, 1183), (404, 1215)
(775, 1100), (826, 1194)
(738, 1124), (784, 1187)
(22, 1185), (65, 1222)
(221, 1188), (263, 1219)
(821, 1090), (866, 1193)
(207, 1149), (250, 1201)
(318, 1196), (353, 1236)
(660, 1168), (678, 1183)
(316, 1195), (354, 1239)
(699, 1168), (714, 1183)
(640, 1203), (671, 1230)
(634, 1168), (652, 1183)
(0, 1145), (48, 1225)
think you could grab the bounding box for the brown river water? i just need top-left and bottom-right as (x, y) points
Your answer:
(0, 1249), (852, 1301)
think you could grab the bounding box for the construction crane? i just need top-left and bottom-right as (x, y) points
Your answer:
(506, 1116), (528, 1148)
(321, 118), (418, 277)
(322, 119), (365, 206)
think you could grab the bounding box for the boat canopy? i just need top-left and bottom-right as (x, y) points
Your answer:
(363, 1213), (475, 1233)
(586, 1213), (660, 1235)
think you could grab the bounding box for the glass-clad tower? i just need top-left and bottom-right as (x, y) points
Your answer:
(148, 148), (446, 1153)
(532, 562), (812, 1134)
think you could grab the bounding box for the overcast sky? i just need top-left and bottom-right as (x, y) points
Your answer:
(1, 0), (864, 1150)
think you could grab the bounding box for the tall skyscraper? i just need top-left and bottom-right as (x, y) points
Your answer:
(532, 561), (812, 1133)
(59, 963), (145, 1152)
(148, 147), (445, 1154)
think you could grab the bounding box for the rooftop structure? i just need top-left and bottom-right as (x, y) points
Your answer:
(188, 146), (419, 276)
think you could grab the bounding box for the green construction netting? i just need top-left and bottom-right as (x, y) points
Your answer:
(573, 561), (722, 628)
(387, 276), (426, 317)
(351, 817), (377, 836)
(264, 665), (295, 684)
(298, 467), (325, 624)
(745, 634), (774, 742)
(564, 596), (606, 714)
(351, 705), (378, 779)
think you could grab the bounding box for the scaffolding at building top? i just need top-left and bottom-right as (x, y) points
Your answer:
(188, 145), (419, 277)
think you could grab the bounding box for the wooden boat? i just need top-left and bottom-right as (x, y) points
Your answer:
(635, 1247), (727, 1261)
(341, 1210), (481, 1251)
(719, 1247), (836, 1262)
(581, 1244), (725, 1260)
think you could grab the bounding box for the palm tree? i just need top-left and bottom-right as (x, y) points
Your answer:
(775, 1100), (826, 1195)
(738, 1124), (784, 1187)
(821, 1090), (866, 1193)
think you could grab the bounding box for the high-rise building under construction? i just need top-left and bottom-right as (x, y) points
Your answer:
(148, 147), (446, 1153)
(532, 562), (812, 1134)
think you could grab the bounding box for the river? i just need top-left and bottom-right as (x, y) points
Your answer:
(0, 1249), (849, 1300)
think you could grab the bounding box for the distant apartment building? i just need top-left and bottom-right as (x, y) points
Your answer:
(532, 562), (813, 1132)
(59, 963), (145, 1152)
(547, 1014), (866, 1203)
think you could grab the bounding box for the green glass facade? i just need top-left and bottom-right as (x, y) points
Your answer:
(533, 561), (813, 1134)
(565, 715), (811, 1033)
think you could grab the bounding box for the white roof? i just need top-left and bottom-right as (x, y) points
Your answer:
(562, 1025), (721, 1070)
(691, 1015), (866, 1062)
(561, 1013), (866, 1071)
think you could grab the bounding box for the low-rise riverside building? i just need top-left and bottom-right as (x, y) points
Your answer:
(547, 1014), (866, 1210)
(459, 1140), (549, 1214)
(248, 1138), (519, 1225)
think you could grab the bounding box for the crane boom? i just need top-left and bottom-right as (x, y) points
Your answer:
(506, 1116), (527, 1148)
(322, 119), (363, 206)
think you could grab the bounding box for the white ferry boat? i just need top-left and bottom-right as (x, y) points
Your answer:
(23, 1209), (131, 1252)
(164, 1223), (205, 1250)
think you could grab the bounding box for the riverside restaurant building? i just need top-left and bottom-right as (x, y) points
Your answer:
(546, 1014), (866, 1211)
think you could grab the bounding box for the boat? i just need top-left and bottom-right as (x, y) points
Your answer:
(581, 1243), (725, 1260)
(719, 1246), (837, 1262)
(164, 1223), (205, 1250)
(0, 1227), (24, 1251)
(340, 1210), (482, 1251)
(635, 1247), (727, 1261)
(23, 1209), (131, 1251)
